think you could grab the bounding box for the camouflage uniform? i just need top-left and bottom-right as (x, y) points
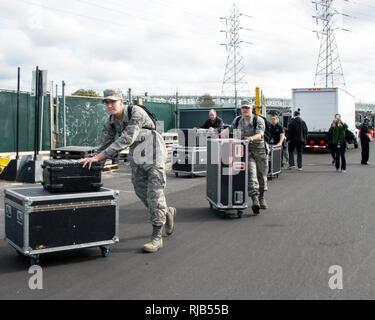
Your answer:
(233, 116), (269, 197)
(98, 105), (168, 227)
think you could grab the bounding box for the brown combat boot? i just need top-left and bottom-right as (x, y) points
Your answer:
(259, 193), (268, 210)
(164, 207), (176, 237)
(251, 195), (260, 215)
(143, 225), (163, 253)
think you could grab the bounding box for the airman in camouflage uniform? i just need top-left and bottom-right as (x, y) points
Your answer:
(79, 89), (176, 253)
(232, 101), (269, 214)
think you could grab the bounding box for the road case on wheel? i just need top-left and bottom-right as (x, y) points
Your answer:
(4, 186), (119, 266)
(172, 146), (207, 177)
(206, 138), (248, 218)
(268, 145), (282, 179)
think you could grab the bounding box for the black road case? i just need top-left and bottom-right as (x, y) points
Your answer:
(268, 145), (282, 179)
(177, 129), (213, 148)
(51, 146), (96, 160)
(42, 160), (103, 193)
(4, 187), (119, 266)
(206, 139), (248, 218)
(172, 146), (207, 177)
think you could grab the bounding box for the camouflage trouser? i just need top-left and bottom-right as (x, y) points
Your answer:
(248, 145), (269, 197)
(130, 161), (168, 227)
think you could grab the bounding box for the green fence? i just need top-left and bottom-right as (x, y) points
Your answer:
(57, 98), (177, 148)
(144, 101), (176, 132)
(57, 96), (107, 148)
(0, 90), (50, 153)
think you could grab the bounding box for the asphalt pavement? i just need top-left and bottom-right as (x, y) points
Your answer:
(0, 146), (374, 300)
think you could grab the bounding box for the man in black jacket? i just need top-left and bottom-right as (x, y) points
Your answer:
(201, 109), (224, 131)
(360, 117), (372, 165)
(327, 120), (336, 165)
(287, 110), (308, 170)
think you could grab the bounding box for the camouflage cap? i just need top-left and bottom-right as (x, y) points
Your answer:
(103, 88), (123, 101)
(240, 100), (252, 108)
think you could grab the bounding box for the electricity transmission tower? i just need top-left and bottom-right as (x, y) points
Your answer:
(313, 0), (350, 90)
(220, 4), (253, 108)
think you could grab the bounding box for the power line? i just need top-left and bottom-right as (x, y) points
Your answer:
(76, 0), (219, 36)
(144, 0), (220, 21)
(341, 1), (375, 22)
(12, 0), (200, 39)
(75, 0), (179, 29)
(14, 0), (138, 30)
(342, 0), (375, 10)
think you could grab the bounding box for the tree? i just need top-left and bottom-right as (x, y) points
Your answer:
(199, 94), (216, 108)
(72, 89), (100, 97)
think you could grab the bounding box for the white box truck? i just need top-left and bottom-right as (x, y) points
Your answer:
(291, 88), (358, 149)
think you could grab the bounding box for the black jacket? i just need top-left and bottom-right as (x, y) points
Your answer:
(360, 124), (371, 143)
(201, 117), (224, 130)
(327, 126), (334, 145)
(287, 117), (308, 143)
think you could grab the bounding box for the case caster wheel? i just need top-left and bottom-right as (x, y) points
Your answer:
(218, 211), (227, 219)
(100, 247), (110, 258)
(16, 250), (24, 258)
(238, 211), (243, 219)
(30, 256), (40, 266)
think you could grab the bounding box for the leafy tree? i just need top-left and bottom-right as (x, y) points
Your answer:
(72, 89), (100, 97)
(199, 94), (216, 108)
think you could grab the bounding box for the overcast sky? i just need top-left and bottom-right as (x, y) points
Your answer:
(1, 0), (375, 102)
